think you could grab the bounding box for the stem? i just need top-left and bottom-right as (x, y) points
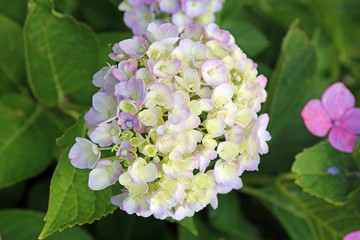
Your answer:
(239, 185), (261, 197)
(100, 147), (114, 151)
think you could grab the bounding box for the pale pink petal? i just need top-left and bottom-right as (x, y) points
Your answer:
(328, 126), (356, 153)
(343, 230), (360, 240)
(301, 99), (333, 137)
(119, 36), (148, 59)
(88, 168), (111, 190)
(321, 82), (355, 120)
(339, 108), (360, 134)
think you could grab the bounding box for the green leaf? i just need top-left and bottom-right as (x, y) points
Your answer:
(0, 209), (93, 240)
(178, 217), (198, 236)
(264, 20), (317, 137)
(0, 0), (27, 24)
(0, 182), (26, 209)
(56, 115), (87, 147)
(245, 185), (312, 240)
(208, 192), (262, 240)
(244, 178), (360, 240)
(40, 119), (119, 239)
(178, 215), (219, 240)
(292, 141), (360, 205)
(95, 209), (169, 240)
(0, 94), (52, 190)
(97, 32), (132, 67)
(24, 0), (100, 107)
(0, 14), (27, 94)
(259, 20), (324, 173)
(27, 180), (50, 212)
(68, 32), (132, 107)
(221, 19), (269, 57)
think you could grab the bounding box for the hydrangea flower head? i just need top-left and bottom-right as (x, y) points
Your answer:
(118, 0), (225, 35)
(301, 82), (360, 153)
(69, 23), (271, 220)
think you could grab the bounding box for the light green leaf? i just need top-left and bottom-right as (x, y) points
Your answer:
(292, 140), (360, 205)
(0, 14), (26, 94)
(221, 19), (269, 57)
(208, 192), (262, 240)
(40, 119), (119, 239)
(244, 178), (360, 240)
(0, 94), (52, 190)
(0, 209), (92, 240)
(24, 0), (99, 107)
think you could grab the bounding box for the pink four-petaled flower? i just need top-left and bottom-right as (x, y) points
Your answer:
(301, 82), (360, 153)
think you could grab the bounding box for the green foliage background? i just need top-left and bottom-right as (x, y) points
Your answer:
(0, 0), (359, 239)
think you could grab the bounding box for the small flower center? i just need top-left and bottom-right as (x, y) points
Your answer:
(156, 95), (163, 101)
(126, 120), (133, 128)
(120, 149), (128, 156)
(110, 129), (117, 136)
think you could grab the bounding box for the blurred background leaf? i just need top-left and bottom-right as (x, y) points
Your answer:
(0, 94), (52, 190)
(0, 209), (93, 240)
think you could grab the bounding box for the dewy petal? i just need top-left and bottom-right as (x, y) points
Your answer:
(328, 126), (356, 153)
(321, 82), (355, 120)
(301, 99), (333, 137)
(339, 108), (360, 134)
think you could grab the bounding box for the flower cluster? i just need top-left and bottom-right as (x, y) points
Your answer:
(118, 0), (225, 35)
(301, 82), (360, 153)
(69, 22), (271, 220)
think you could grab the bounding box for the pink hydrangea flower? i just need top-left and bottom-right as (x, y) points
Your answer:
(343, 230), (360, 240)
(301, 82), (360, 153)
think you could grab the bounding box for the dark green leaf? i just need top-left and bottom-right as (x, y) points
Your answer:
(264, 20), (317, 137)
(95, 209), (170, 240)
(0, 0), (27, 24)
(208, 192), (262, 240)
(221, 19), (269, 57)
(24, 0), (100, 107)
(0, 14), (27, 95)
(0, 94), (52, 189)
(0, 209), (93, 240)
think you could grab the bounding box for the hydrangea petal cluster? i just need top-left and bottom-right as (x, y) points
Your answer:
(69, 23), (271, 220)
(118, 0), (225, 35)
(301, 82), (360, 153)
